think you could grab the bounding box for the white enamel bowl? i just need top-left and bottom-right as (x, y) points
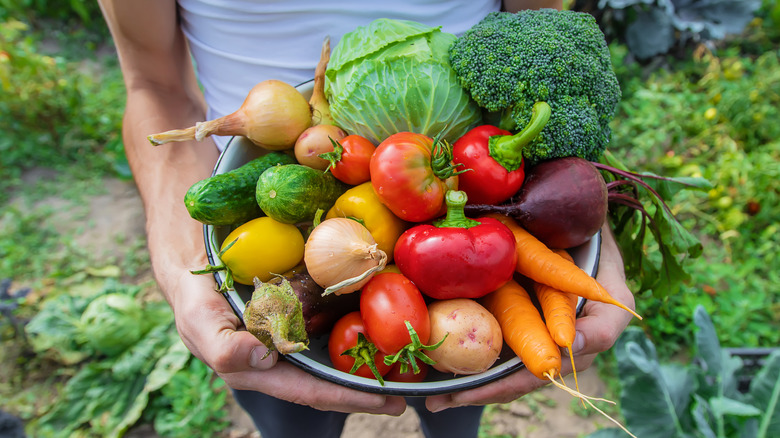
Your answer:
(203, 80), (601, 396)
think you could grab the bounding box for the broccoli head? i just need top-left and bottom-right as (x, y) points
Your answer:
(449, 9), (621, 166)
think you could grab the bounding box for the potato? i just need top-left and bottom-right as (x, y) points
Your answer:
(425, 298), (503, 375)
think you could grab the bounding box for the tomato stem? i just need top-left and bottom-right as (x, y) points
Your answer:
(430, 133), (469, 181)
(341, 332), (386, 385)
(383, 321), (448, 371)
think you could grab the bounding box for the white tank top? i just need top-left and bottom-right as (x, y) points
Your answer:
(176, 0), (501, 150)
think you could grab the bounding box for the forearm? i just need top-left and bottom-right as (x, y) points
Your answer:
(122, 86), (219, 305)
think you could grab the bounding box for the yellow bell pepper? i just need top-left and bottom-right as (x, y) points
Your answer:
(326, 182), (407, 261)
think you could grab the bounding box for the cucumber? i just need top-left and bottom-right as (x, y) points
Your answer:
(256, 164), (347, 224)
(184, 152), (296, 225)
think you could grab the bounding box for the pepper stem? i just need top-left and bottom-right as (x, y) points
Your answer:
(488, 101), (551, 172)
(433, 191), (480, 229)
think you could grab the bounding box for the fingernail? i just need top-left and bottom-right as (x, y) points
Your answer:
(249, 346), (269, 368)
(429, 404), (447, 413)
(571, 331), (585, 354)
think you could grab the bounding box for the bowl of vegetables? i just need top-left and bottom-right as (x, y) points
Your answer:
(196, 76), (603, 396)
(168, 12), (644, 396)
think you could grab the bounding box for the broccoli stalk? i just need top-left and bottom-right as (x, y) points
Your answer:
(488, 101), (551, 172)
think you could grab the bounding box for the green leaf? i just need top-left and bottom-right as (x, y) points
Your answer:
(598, 151), (707, 297)
(709, 397), (762, 418)
(693, 305), (742, 400)
(613, 327), (695, 438)
(586, 428), (628, 438)
(747, 350), (780, 438)
(691, 394), (717, 438)
(24, 290), (94, 364)
(110, 336), (191, 438)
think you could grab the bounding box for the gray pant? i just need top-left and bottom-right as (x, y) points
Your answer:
(232, 389), (485, 438)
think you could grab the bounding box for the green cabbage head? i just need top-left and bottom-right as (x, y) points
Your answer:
(325, 18), (482, 145)
(79, 293), (145, 356)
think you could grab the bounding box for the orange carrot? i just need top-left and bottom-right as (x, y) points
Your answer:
(487, 213), (641, 320)
(483, 278), (638, 438)
(535, 249), (580, 395)
(482, 279), (561, 380)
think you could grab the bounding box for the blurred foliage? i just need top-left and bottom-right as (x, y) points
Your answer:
(0, 0), (106, 31)
(607, 15), (780, 356)
(0, 19), (127, 205)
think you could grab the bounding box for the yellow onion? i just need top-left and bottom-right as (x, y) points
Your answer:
(304, 218), (387, 295)
(148, 79), (312, 151)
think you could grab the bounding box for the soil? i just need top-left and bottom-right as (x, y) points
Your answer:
(53, 176), (613, 438)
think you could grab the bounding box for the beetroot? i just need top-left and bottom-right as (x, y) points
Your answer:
(464, 157), (607, 249)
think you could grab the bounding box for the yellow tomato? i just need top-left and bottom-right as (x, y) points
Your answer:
(220, 217), (304, 284)
(326, 182), (407, 261)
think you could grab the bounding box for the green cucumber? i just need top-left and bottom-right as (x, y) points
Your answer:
(185, 152), (296, 225)
(256, 164), (347, 224)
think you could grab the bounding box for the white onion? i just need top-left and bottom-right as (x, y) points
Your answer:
(304, 218), (387, 295)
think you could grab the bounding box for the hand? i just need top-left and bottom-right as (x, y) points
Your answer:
(425, 223), (635, 411)
(170, 270), (407, 415)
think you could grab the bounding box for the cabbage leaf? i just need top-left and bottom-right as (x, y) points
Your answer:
(325, 18), (482, 145)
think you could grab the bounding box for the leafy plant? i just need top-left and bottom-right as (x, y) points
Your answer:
(30, 323), (190, 438)
(588, 306), (780, 438)
(0, 278), (31, 342)
(595, 152), (710, 297)
(574, 0), (763, 60)
(146, 359), (231, 438)
(24, 282), (191, 437)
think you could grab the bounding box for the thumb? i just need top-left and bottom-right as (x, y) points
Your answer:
(174, 276), (279, 374)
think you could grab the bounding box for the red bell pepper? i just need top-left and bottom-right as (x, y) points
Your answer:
(393, 190), (517, 300)
(452, 101), (551, 205)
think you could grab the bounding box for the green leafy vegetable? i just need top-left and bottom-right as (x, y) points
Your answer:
(79, 293), (146, 357)
(325, 18), (482, 145)
(589, 306), (780, 438)
(31, 321), (189, 438)
(595, 151), (711, 297)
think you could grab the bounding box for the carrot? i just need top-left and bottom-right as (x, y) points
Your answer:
(482, 279), (561, 380)
(535, 249), (580, 396)
(483, 278), (638, 438)
(486, 213), (641, 320)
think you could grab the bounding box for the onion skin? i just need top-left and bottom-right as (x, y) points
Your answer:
(304, 218), (387, 295)
(464, 157), (607, 249)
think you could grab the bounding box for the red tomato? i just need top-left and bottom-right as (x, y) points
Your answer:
(360, 273), (431, 355)
(369, 132), (459, 222)
(328, 311), (392, 381)
(322, 134), (376, 185)
(384, 361), (429, 383)
(452, 125), (525, 205)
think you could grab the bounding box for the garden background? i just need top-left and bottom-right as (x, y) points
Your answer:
(1, 1), (778, 437)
